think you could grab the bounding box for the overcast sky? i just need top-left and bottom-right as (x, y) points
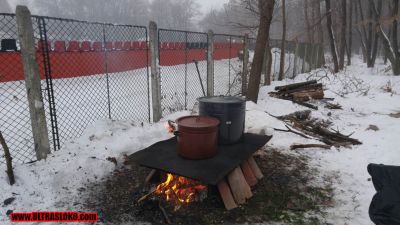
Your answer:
(7, 0), (229, 14)
(197, 0), (228, 14)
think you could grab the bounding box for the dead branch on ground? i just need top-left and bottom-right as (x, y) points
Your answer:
(290, 144), (332, 150)
(0, 131), (15, 185)
(274, 111), (362, 148)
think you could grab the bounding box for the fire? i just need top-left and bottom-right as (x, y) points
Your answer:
(155, 173), (207, 206)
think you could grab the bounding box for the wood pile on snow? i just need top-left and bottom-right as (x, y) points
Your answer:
(269, 80), (325, 110)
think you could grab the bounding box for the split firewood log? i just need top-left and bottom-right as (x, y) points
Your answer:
(274, 80), (317, 91)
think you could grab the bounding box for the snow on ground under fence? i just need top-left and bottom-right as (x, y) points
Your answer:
(0, 45), (312, 164)
(1, 58), (244, 164)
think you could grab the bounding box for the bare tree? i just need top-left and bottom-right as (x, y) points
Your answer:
(370, 0), (382, 67)
(347, 0), (353, 65)
(264, 44), (272, 85)
(391, 0), (399, 60)
(356, 0), (382, 68)
(355, 0), (368, 63)
(339, 0), (347, 70)
(325, 0), (339, 73)
(369, 0), (400, 74)
(315, 0), (324, 45)
(278, 0), (286, 81)
(247, 0), (275, 102)
(304, 0), (311, 42)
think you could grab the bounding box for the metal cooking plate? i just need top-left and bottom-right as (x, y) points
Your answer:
(129, 133), (272, 185)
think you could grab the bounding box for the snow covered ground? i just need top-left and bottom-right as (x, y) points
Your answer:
(253, 56), (400, 224)
(1, 56), (399, 224)
(0, 58), (240, 164)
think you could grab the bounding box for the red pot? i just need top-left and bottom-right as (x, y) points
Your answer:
(175, 116), (220, 159)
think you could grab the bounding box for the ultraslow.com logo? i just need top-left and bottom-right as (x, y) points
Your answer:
(10, 211), (98, 222)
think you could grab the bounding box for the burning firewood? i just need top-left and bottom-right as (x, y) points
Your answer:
(138, 172), (208, 211)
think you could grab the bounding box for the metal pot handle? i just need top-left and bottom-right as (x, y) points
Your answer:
(168, 120), (177, 129)
(168, 120), (179, 136)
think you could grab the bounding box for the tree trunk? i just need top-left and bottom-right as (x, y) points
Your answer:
(339, 0), (347, 70)
(293, 41), (299, 78)
(278, 0), (286, 81)
(368, 0), (400, 75)
(347, 0), (353, 65)
(325, 0), (339, 73)
(392, 0), (399, 58)
(315, 0), (325, 64)
(264, 44), (272, 85)
(246, 0), (275, 102)
(367, 2), (374, 67)
(370, 0), (382, 67)
(304, 0), (313, 43)
(357, 0), (370, 64)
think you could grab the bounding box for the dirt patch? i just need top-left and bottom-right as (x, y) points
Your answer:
(83, 149), (334, 225)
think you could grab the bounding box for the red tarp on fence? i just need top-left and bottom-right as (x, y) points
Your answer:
(0, 42), (243, 82)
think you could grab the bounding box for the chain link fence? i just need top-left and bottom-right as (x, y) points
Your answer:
(1, 14), (150, 164)
(158, 29), (207, 116)
(41, 17), (150, 149)
(213, 34), (244, 96)
(0, 13), (326, 164)
(0, 14), (37, 163)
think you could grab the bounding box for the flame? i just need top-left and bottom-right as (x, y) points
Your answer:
(155, 173), (207, 205)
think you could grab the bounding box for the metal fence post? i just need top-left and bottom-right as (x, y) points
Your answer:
(149, 21), (162, 122)
(207, 29), (214, 96)
(16, 5), (50, 160)
(242, 34), (249, 95)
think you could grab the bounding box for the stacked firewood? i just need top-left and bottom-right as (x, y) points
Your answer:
(269, 80), (324, 109)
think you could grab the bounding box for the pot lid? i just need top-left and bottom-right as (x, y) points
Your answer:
(197, 96), (245, 104)
(176, 116), (220, 128)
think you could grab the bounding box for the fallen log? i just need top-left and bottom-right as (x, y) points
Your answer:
(292, 100), (318, 110)
(278, 83), (323, 95)
(292, 89), (324, 102)
(290, 144), (332, 150)
(275, 80), (317, 91)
